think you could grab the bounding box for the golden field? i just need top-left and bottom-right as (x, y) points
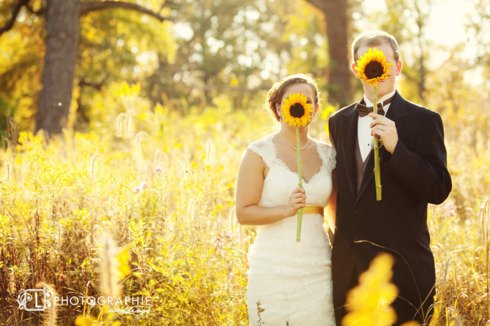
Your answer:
(0, 85), (489, 325)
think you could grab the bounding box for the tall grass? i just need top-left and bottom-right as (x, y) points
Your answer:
(0, 87), (488, 325)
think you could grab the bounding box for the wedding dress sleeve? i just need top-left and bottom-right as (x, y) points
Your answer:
(317, 142), (337, 173)
(246, 135), (276, 169)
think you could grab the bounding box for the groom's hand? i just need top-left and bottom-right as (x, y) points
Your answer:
(369, 113), (398, 154)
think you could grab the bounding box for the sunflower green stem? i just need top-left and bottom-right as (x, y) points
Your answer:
(373, 85), (382, 201)
(295, 126), (304, 242)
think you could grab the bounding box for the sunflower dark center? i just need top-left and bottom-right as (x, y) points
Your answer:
(365, 61), (384, 79)
(290, 103), (305, 118)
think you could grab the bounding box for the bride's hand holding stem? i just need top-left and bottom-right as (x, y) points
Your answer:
(236, 150), (308, 226)
(286, 187), (306, 216)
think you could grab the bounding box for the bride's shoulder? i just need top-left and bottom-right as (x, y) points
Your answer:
(311, 138), (335, 153)
(247, 133), (275, 149)
(244, 134), (277, 167)
(312, 138), (336, 170)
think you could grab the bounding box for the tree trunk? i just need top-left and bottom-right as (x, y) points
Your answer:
(34, 0), (167, 135)
(36, 0), (80, 135)
(306, 0), (352, 106)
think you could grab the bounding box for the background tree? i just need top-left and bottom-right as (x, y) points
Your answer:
(464, 0), (490, 71)
(0, 0), (44, 135)
(145, 0), (272, 109)
(1, 0), (488, 135)
(385, 0), (430, 102)
(360, 0), (432, 103)
(35, 0), (80, 135)
(305, 0), (352, 106)
(144, 0), (326, 111)
(75, 1), (175, 128)
(0, 0), (170, 136)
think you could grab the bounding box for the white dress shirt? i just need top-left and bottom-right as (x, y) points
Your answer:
(357, 90), (396, 162)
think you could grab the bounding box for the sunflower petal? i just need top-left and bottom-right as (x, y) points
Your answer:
(356, 47), (393, 85)
(281, 93), (314, 127)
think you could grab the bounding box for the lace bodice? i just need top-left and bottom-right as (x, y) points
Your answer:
(247, 133), (336, 209)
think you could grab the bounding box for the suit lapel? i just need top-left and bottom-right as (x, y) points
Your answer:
(354, 91), (408, 204)
(341, 105), (358, 199)
(385, 91), (408, 129)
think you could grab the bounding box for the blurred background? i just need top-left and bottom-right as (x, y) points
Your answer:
(0, 0), (488, 135)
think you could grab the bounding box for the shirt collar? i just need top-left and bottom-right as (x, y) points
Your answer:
(363, 90), (396, 107)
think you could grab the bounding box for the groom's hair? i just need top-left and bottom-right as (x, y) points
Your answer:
(266, 74), (319, 122)
(352, 30), (400, 62)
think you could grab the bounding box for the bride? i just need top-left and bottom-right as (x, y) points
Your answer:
(236, 74), (337, 325)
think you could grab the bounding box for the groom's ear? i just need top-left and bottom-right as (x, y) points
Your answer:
(351, 62), (360, 78)
(395, 61), (402, 76)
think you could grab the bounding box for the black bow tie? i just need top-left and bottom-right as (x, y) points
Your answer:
(356, 96), (394, 117)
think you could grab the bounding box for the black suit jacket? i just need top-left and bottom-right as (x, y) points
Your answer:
(328, 91), (452, 324)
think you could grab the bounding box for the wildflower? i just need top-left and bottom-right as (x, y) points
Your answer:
(154, 167), (163, 173)
(117, 82), (140, 97)
(99, 234), (131, 303)
(343, 253), (398, 326)
(444, 201), (457, 217)
(35, 282), (58, 326)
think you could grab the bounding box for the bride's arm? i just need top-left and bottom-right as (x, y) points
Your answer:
(236, 149), (305, 225)
(325, 169), (337, 239)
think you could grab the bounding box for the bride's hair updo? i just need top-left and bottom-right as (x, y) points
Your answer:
(266, 74), (320, 122)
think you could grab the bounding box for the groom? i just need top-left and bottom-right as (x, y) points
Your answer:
(328, 31), (452, 325)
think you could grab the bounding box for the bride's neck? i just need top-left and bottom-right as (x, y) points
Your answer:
(279, 126), (309, 145)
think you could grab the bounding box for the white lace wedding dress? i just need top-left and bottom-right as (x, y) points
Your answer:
(246, 133), (336, 326)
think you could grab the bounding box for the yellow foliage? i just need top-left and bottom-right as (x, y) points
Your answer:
(75, 315), (98, 326)
(116, 244), (132, 279)
(343, 254), (398, 326)
(117, 82), (141, 97)
(0, 89), (488, 324)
